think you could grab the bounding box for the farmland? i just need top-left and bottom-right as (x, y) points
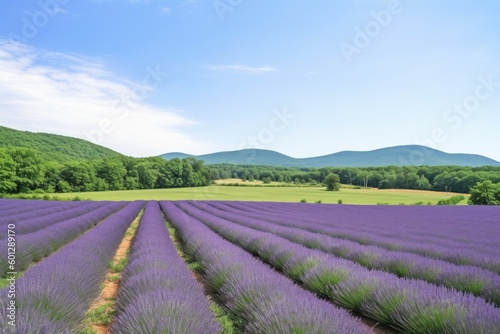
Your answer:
(46, 184), (470, 205)
(1, 198), (499, 333)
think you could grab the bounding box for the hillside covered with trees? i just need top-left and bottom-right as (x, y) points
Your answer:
(0, 126), (211, 195)
(0, 147), (210, 194)
(0, 126), (122, 162)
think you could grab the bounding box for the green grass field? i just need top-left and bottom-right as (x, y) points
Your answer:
(48, 185), (469, 205)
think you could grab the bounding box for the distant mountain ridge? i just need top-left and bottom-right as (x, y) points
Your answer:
(2, 125), (498, 167)
(0, 126), (123, 162)
(161, 146), (500, 167)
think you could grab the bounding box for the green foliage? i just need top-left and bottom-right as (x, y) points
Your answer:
(0, 126), (121, 162)
(303, 269), (349, 297)
(207, 164), (500, 194)
(300, 199), (307, 203)
(209, 301), (245, 334)
(338, 199), (343, 204)
(399, 305), (462, 334)
(332, 283), (374, 312)
(437, 195), (465, 205)
(386, 261), (411, 277)
(286, 257), (320, 281)
(0, 126), (211, 195)
(108, 257), (128, 273)
(107, 274), (120, 283)
(0, 149), (210, 195)
(85, 302), (115, 325)
(468, 180), (500, 205)
(188, 262), (202, 272)
(9, 147), (46, 193)
(0, 150), (17, 193)
(323, 173), (341, 191)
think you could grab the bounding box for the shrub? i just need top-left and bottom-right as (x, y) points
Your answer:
(437, 195), (465, 205)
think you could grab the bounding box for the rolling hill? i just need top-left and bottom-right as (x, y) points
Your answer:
(2, 125), (498, 167)
(161, 146), (500, 167)
(0, 126), (123, 162)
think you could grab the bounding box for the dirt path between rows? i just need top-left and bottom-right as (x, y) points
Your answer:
(82, 211), (143, 334)
(167, 220), (391, 334)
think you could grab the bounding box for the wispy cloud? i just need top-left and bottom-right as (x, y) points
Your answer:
(0, 39), (208, 157)
(160, 6), (172, 14)
(203, 64), (278, 74)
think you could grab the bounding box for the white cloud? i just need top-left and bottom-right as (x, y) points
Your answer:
(203, 64), (278, 74)
(160, 6), (172, 14)
(0, 39), (208, 157)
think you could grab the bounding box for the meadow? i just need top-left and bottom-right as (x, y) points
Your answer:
(1, 198), (499, 333)
(48, 182), (469, 205)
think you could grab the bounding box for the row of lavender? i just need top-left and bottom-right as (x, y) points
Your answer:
(172, 201), (500, 333)
(0, 201), (112, 235)
(2, 198), (498, 333)
(196, 201), (500, 305)
(243, 201), (499, 252)
(2, 199), (369, 332)
(110, 201), (220, 333)
(226, 201), (500, 259)
(0, 201), (145, 333)
(223, 201), (500, 274)
(239, 201), (500, 254)
(0, 199), (77, 218)
(0, 200), (96, 229)
(160, 201), (371, 333)
(0, 201), (127, 277)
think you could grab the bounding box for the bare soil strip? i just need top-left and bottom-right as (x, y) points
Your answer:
(80, 210), (143, 334)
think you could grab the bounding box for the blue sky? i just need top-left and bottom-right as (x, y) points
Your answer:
(0, 0), (499, 161)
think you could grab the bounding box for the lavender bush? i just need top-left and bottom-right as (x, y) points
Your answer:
(0, 201), (145, 334)
(219, 201), (500, 273)
(196, 201), (500, 305)
(160, 201), (370, 334)
(175, 201), (500, 334)
(110, 201), (220, 334)
(0, 202), (127, 277)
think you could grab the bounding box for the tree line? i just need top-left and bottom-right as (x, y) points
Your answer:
(207, 164), (500, 194)
(0, 147), (210, 194)
(2, 146), (499, 205)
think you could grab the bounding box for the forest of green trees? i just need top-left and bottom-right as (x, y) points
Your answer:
(206, 164), (500, 194)
(2, 145), (500, 202)
(0, 147), (210, 195)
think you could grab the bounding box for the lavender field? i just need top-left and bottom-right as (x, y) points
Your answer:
(1, 198), (499, 333)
